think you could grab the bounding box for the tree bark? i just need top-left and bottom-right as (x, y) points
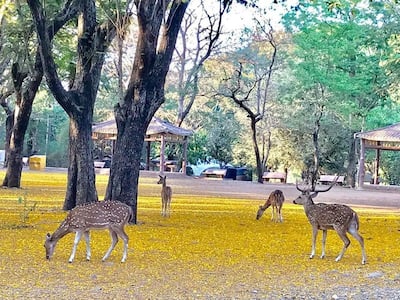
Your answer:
(64, 114), (98, 210)
(2, 63), (28, 187)
(104, 114), (149, 223)
(0, 90), (14, 167)
(250, 118), (264, 183)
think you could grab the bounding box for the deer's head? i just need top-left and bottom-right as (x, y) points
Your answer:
(157, 175), (166, 185)
(256, 205), (267, 220)
(44, 233), (56, 260)
(293, 178), (337, 205)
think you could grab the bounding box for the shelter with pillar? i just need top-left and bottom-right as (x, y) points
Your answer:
(92, 117), (193, 174)
(354, 123), (400, 188)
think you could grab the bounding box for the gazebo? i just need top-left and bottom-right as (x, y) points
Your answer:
(92, 117), (193, 174)
(354, 123), (400, 188)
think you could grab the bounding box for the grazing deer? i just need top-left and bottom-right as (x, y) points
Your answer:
(256, 189), (285, 222)
(157, 175), (172, 217)
(293, 181), (367, 264)
(44, 200), (133, 263)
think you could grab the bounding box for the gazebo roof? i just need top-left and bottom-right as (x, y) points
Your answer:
(92, 117), (193, 142)
(147, 117), (193, 137)
(355, 123), (400, 142)
(354, 122), (400, 150)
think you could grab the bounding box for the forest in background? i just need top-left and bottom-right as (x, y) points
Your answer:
(1, 0), (400, 185)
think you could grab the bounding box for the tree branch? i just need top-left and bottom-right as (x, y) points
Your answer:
(27, 0), (81, 114)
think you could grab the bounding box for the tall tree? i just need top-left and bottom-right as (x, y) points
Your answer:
(28, 0), (129, 209)
(104, 0), (252, 223)
(2, 1), (79, 188)
(281, 0), (390, 186)
(216, 21), (278, 183)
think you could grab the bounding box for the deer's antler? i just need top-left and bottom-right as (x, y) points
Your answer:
(295, 181), (310, 193)
(314, 176), (339, 193)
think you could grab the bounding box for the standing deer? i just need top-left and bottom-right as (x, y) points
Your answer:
(293, 181), (367, 264)
(157, 175), (172, 217)
(44, 200), (133, 263)
(256, 189), (285, 222)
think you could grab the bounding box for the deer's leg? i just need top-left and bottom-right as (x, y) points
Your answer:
(167, 198), (171, 216)
(117, 228), (129, 263)
(69, 231), (83, 263)
(161, 198), (166, 217)
(278, 204), (283, 222)
(310, 227), (318, 259)
(84, 231), (91, 261)
(102, 229), (119, 262)
(348, 224), (367, 265)
(335, 228), (351, 262)
(271, 205), (275, 221)
(164, 198), (168, 217)
(320, 230), (327, 259)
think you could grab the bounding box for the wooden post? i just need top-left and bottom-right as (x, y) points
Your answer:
(160, 134), (165, 175)
(182, 137), (188, 175)
(374, 144), (380, 185)
(358, 138), (365, 188)
(146, 141), (151, 171)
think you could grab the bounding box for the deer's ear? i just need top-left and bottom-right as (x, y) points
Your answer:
(311, 192), (319, 198)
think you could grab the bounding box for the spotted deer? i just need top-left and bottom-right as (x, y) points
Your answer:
(293, 180), (367, 264)
(256, 189), (285, 222)
(157, 175), (172, 217)
(44, 200), (133, 263)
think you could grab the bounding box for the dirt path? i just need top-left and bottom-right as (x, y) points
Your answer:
(141, 171), (400, 210)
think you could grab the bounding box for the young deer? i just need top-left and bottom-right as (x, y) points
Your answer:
(256, 189), (285, 222)
(293, 181), (367, 265)
(44, 200), (133, 263)
(157, 175), (172, 217)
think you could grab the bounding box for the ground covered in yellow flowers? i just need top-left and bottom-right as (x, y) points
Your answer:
(0, 170), (399, 299)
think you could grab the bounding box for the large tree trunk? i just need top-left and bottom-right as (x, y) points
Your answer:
(2, 63), (33, 188)
(104, 115), (149, 224)
(64, 114), (98, 210)
(28, 0), (120, 209)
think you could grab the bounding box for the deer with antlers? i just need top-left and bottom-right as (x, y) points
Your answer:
(44, 200), (133, 263)
(256, 189), (285, 222)
(157, 175), (172, 217)
(293, 180), (367, 264)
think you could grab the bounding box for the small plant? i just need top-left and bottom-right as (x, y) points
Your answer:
(17, 195), (37, 225)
